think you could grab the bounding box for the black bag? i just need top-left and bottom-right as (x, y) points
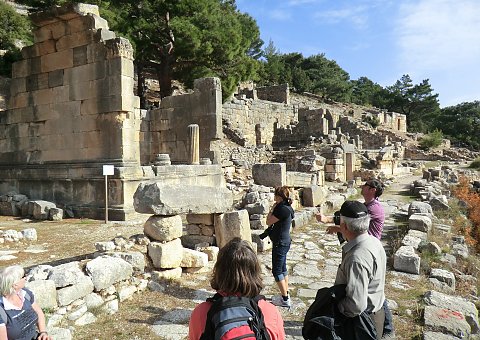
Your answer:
(200, 293), (271, 340)
(302, 284), (377, 340)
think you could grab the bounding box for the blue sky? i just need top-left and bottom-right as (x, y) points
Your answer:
(236, 0), (480, 108)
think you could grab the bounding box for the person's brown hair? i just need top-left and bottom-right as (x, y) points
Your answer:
(210, 238), (264, 297)
(274, 186), (293, 205)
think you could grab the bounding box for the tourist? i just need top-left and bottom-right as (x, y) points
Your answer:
(334, 201), (387, 339)
(189, 238), (285, 339)
(316, 178), (385, 239)
(261, 186), (294, 308)
(0, 265), (52, 340)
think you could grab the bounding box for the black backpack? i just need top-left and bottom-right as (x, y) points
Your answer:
(200, 293), (271, 340)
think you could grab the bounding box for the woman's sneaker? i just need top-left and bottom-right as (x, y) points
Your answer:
(271, 295), (291, 308)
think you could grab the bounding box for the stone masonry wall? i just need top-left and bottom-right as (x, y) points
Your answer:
(0, 76), (10, 111)
(0, 4), (143, 220)
(2, 3), (140, 165)
(222, 97), (297, 147)
(146, 78), (222, 164)
(256, 83), (289, 104)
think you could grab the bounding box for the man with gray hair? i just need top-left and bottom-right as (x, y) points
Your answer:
(335, 200), (387, 339)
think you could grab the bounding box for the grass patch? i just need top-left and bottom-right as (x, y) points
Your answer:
(469, 157), (480, 169)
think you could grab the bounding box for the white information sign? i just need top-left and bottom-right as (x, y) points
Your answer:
(103, 165), (114, 176)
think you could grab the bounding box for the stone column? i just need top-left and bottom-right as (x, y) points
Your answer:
(188, 124), (200, 165)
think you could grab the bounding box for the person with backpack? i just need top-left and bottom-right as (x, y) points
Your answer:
(0, 265), (52, 340)
(189, 238), (285, 340)
(261, 186), (294, 308)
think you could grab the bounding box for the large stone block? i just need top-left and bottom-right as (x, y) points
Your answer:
(302, 185), (328, 207)
(252, 163), (286, 188)
(393, 245), (420, 275)
(86, 256), (133, 291)
(148, 238), (183, 269)
(133, 182), (233, 215)
(180, 248), (208, 268)
(214, 210), (252, 248)
(56, 276), (94, 307)
(25, 279), (57, 309)
(408, 201), (433, 217)
(408, 214), (432, 232)
(286, 171), (314, 188)
(144, 215), (183, 242)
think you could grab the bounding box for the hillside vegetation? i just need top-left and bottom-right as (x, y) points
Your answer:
(1, 0), (479, 150)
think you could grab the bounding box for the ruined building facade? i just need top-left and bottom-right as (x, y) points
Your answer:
(0, 4), (409, 220)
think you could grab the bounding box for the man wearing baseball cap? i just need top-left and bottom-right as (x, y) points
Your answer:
(334, 200), (387, 339)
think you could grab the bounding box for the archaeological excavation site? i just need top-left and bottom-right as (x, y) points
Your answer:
(1, 3), (480, 340)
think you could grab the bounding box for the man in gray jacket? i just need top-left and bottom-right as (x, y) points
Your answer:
(334, 201), (387, 339)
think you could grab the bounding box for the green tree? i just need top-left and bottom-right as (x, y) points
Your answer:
(351, 76), (386, 106)
(0, 2), (32, 76)
(435, 101), (480, 150)
(386, 75), (440, 132)
(17, 0), (262, 103)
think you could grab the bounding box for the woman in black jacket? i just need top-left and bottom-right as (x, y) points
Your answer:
(265, 186), (294, 308)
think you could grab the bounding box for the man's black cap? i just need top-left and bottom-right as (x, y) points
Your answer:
(340, 200), (368, 218)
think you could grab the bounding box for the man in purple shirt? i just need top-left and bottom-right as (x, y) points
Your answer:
(316, 179), (385, 240)
(362, 179), (385, 240)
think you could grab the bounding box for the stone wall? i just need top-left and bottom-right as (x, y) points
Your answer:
(222, 97), (297, 147)
(256, 83), (289, 104)
(146, 78), (222, 164)
(0, 4), (143, 220)
(0, 76), (9, 111)
(272, 107), (341, 148)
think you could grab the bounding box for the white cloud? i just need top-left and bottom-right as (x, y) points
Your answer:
(313, 6), (369, 29)
(394, 0), (480, 105)
(269, 9), (292, 21)
(288, 0), (320, 5)
(396, 0), (480, 70)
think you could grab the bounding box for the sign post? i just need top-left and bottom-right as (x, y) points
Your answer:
(102, 165), (114, 224)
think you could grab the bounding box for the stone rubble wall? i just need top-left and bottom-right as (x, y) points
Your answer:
(0, 76), (10, 111)
(146, 78), (222, 164)
(222, 97), (297, 147)
(256, 83), (289, 104)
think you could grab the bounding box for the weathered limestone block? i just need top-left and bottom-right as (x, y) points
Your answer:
(84, 293), (104, 310)
(181, 235), (216, 248)
(424, 290), (480, 334)
(148, 238), (183, 269)
(151, 268), (182, 281)
(110, 252), (146, 272)
(25, 279), (57, 309)
(244, 200), (270, 215)
(86, 256), (133, 291)
(408, 214), (432, 232)
(302, 185), (328, 207)
(430, 196), (450, 211)
(134, 183), (233, 215)
(180, 248), (208, 268)
(401, 234), (423, 249)
(49, 262), (84, 288)
(56, 276), (94, 307)
(252, 163), (286, 188)
(48, 207), (63, 221)
(430, 269), (455, 290)
(286, 171), (314, 188)
(186, 214), (214, 225)
(195, 246), (219, 261)
(408, 201), (433, 217)
(214, 210), (252, 248)
(423, 306), (470, 338)
(143, 215), (182, 242)
(22, 228), (37, 241)
(31, 200), (56, 220)
(393, 246), (420, 274)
